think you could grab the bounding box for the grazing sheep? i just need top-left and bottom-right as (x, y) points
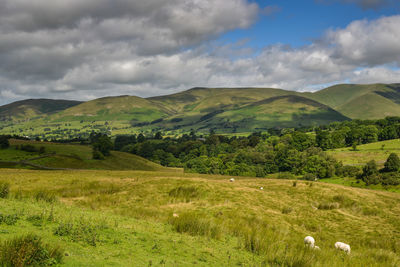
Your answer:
(230, 178), (235, 182)
(260, 187), (264, 190)
(304, 236), (315, 248)
(335, 242), (351, 254)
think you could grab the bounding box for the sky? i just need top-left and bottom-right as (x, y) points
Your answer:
(0, 0), (400, 105)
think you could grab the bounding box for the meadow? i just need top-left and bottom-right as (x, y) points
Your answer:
(0, 168), (399, 266)
(328, 139), (400, 167)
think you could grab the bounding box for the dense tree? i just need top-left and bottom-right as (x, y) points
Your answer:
(92, 135), (113, 158)
(383, 153), (400, 173)
(0, 135), (10, 149)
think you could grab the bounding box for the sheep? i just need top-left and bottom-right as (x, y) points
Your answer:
(335, 242), (351, 254)
(260, 187), (264, 190)
(304, 236), (315, 248)
(172, 213), (179, 218)
(230, 178), (235, 182)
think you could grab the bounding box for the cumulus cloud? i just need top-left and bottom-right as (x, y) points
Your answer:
(0, 1), (399, 105)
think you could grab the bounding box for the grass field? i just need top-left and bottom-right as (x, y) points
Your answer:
(328, 139), (400, 167)
(0, 139), (179, 172)
(0, 169), (399, 266)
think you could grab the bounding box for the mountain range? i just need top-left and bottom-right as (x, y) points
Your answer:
(0, 83), (399, 136)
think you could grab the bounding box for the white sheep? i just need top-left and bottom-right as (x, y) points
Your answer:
(260, 187), (264, 190)
(230, 178), (235, 182)
(335, 242), (351, 254)
(304, 236), (315, 248)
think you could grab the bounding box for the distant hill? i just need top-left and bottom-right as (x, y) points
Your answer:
(0, 83), (400, 136)
(52, 95), (171, 123)
(0, 99), (81, 122)
(308, 83), (400, 119)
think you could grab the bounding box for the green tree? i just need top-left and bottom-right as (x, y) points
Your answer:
(0, 135), (10, 149)
(359, 160), (380, 185)
(92, 135), (113, 158)
(383, 153), (400, 172)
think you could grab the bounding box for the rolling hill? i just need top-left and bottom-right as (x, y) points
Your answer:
(1, 83), (400, 137)
(0, 99), (81, 122)
(308, 83), (400, 119)
(0, 139), (179, 172)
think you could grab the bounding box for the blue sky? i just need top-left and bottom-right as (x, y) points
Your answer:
(0, 0), (400, 104)
(222, 0), (400, 48)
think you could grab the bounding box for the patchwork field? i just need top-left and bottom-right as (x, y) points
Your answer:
(0, 169), (399, 266)
(328, 139), (400, 167)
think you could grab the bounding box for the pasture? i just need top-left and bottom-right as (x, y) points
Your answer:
(0, 168), (399, 266)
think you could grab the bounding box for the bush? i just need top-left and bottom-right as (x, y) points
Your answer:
(339, 165), (360, 177)
(0, 182), (10, 198)
(0, 234), (63, 266)
(54, 220), (100, 246)
(0, 136), (10, 149)
(302, 173), (317, 181)
(0, 214), (19, 225)
(92, 149), (105, 160)
(20, 145), (38, 153)
(381, 172), (400, 186)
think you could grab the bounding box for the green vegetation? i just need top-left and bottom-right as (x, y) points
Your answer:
(0, 169), (399, 266)
(0, 139), (179, 172)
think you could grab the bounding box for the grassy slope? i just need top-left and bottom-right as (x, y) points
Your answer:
(2, 83), (400, 136)
(0, 169), (399, 266)
(149, 88), (348, 132)
(328, 139), (400, 167)
(52, 95), (170, 122)
(309, 84), (400, 119)
(0, 99), (81, 122)
(0, 139), (177, 172)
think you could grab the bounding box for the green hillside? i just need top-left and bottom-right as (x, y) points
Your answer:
(0, 139), (178, 172)
(0, 99), (81, 122)
(52, 95), (170, 123)
(1, 83), (400, 137)
(309, 83), (400, 119)
(0, 169), (399, 266)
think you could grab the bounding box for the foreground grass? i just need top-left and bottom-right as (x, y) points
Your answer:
(0, 169), (400, 266)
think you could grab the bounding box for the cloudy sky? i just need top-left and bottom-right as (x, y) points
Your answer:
(0, 0), (400, 105)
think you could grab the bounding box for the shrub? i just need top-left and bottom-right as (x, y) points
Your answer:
(0, 234), (63, 266)
(0, 214), (19, 225)
(92, 149), (105, 160)
(383, 153), (400, 172)
(54, 220), (100, 246)
(0, 136), (10, 149)
(0, 182), (10, 198)
(20, 144), (38, 153)
(302, 173), (317, 181)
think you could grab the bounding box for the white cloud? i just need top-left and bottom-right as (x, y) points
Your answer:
(0, 1), (399, 105)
